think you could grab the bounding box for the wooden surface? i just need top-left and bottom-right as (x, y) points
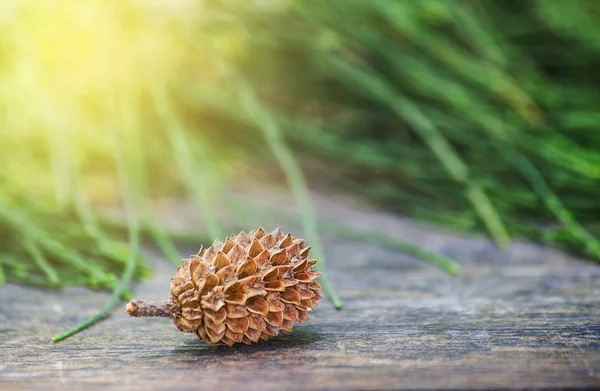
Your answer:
(1, 197), (600, 390)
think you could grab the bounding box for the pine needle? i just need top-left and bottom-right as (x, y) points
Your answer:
(234, 79), (341, 309)
(23, 238), (61, 287)
(323, 223), (460, 275)
(147, 83), (224, 241)
(52, 131), (140, 342)
(120, 94), (182, 265)
(515, 155), (600, 261)
(198, 39), (343, 309)
(320, 54), (511, 248)
(225, 195), (460, 276)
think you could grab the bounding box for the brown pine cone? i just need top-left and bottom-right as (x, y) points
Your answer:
(126, 227), (322, 345)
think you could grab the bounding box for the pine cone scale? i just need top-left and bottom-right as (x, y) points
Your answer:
(227, 316), (249, 333)
(245, 327), (262, 342)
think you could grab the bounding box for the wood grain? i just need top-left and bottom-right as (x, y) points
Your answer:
(1, 197), (599, 390)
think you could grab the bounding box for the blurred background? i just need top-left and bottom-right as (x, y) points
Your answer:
(1, 0), (600, 304)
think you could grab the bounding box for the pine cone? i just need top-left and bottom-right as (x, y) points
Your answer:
(126, 227), (322, 345)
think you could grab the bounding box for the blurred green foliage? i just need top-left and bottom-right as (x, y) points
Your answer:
(225, 0), (600, 257)
(1, 0), (600, 338)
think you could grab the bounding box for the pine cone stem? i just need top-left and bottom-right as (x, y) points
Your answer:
(126, 300), (174, 318)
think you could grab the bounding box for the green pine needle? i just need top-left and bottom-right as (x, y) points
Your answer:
(52, 131), (141, 342)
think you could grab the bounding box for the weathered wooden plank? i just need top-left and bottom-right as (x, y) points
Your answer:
(1, 198), (600, 390)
